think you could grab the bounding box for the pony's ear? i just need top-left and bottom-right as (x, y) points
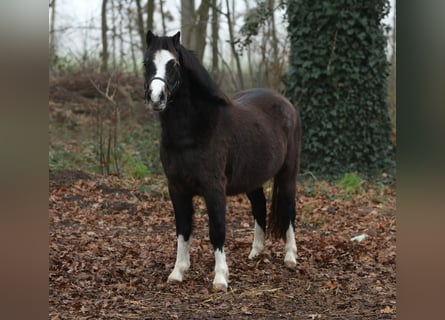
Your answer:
(172, 31), (181, 48)
(146, 30), (155, 47)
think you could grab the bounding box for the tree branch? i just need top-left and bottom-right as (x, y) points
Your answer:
(89, 75), (117, 104)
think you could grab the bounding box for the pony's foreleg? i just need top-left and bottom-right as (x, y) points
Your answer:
(213, 247), (228, 291)
(167, 190), (194, 283)
(204, 193), (229, 291)
(247, 188), (266, 259)
(168, 234), (191, 282)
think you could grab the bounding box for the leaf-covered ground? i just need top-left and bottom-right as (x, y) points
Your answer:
(49, 169), (395, 319)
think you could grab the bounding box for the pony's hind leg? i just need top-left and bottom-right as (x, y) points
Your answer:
(280, 186), (298, 269)
(167, 189), (194, 283)
(270, 169), (298, 269)
(284, 220), (297, 269)
(246, 188), (267, 259)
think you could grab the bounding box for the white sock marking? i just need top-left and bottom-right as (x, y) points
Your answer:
(150, 50), (176, 102)
(248, 221), (265, 259)
(213, 248), (229, 290)
(168, 235), (191, 282)
(284, 223), (297, 268)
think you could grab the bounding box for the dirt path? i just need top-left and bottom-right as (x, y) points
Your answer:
(49, 170), (395, 319)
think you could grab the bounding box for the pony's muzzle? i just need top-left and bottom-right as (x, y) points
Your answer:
(145, 79), (168, 111)
(145, 96), (167, 112)
(148, 92), (167, 111)
(151, 101), (167, 112)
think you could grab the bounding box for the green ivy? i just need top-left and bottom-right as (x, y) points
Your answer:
(286, 0), (394, 177)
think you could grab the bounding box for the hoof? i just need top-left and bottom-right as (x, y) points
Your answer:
(167, 276), (182, 283)
(284, 259), (297, 269)
(248, 249), (262, 259)
(167, 269), (184, 283)
(213, 282), (228, 292)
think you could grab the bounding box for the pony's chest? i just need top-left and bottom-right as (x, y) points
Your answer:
(160, 148), (212, 188)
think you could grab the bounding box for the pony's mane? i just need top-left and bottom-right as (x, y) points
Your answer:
(177, 45), (231, 105)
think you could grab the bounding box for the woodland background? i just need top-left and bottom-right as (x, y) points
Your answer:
(49, 0), (396, 318)
(49, 0), (396, 178)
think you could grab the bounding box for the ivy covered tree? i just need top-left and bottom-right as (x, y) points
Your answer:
(286, 0), (394, 177)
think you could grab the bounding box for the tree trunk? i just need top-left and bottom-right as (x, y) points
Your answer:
(159, 0), (167, 34)
(128, 7), (139, 76)
(181, 0), (211, 61)
(268, 0), (280, 89)
(193, 0), (211, 61)
(225, 0), (244, 89)
(101, 0), (109, 72)
(268, 0), (279, 60)
(146, 0), (155, 33)
(211, 0), (219, 73)
(118, 0), (125, 69)
(111, 0), (117, 70)
(135, 0), (145, 55)
(181, 0), (195, 49)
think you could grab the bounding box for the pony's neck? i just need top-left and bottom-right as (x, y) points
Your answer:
(177, 46), (230, 106)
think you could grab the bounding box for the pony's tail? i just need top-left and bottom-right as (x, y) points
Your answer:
(268, 109), (301, 241)
(268, 102), (301, 240)
(268, 179), (291, 240)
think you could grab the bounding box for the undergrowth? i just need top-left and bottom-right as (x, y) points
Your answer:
(49, 115), (163, 178)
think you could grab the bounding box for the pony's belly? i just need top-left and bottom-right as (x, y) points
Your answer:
(224, 145), (285, 195)
(162, 148), (227, 195)
(225, 165), (278, 195)
(226, 183), (261, 196)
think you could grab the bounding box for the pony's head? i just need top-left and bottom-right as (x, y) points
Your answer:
(144, 30), (230, 112)
(143, 31), (181, 111)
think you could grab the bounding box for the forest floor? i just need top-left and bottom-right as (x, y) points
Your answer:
(49, 169), (396, 320)
(49, 74), (396, 319)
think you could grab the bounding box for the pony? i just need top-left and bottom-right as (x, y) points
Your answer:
(143, 31), (301, 291)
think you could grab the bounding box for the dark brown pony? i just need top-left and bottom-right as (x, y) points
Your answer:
(143, 31), (301, 291)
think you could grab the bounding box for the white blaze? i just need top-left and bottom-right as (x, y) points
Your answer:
(150, 50), (176, 103)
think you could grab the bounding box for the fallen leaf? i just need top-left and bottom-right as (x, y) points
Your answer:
(380, 306), (394, 314)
